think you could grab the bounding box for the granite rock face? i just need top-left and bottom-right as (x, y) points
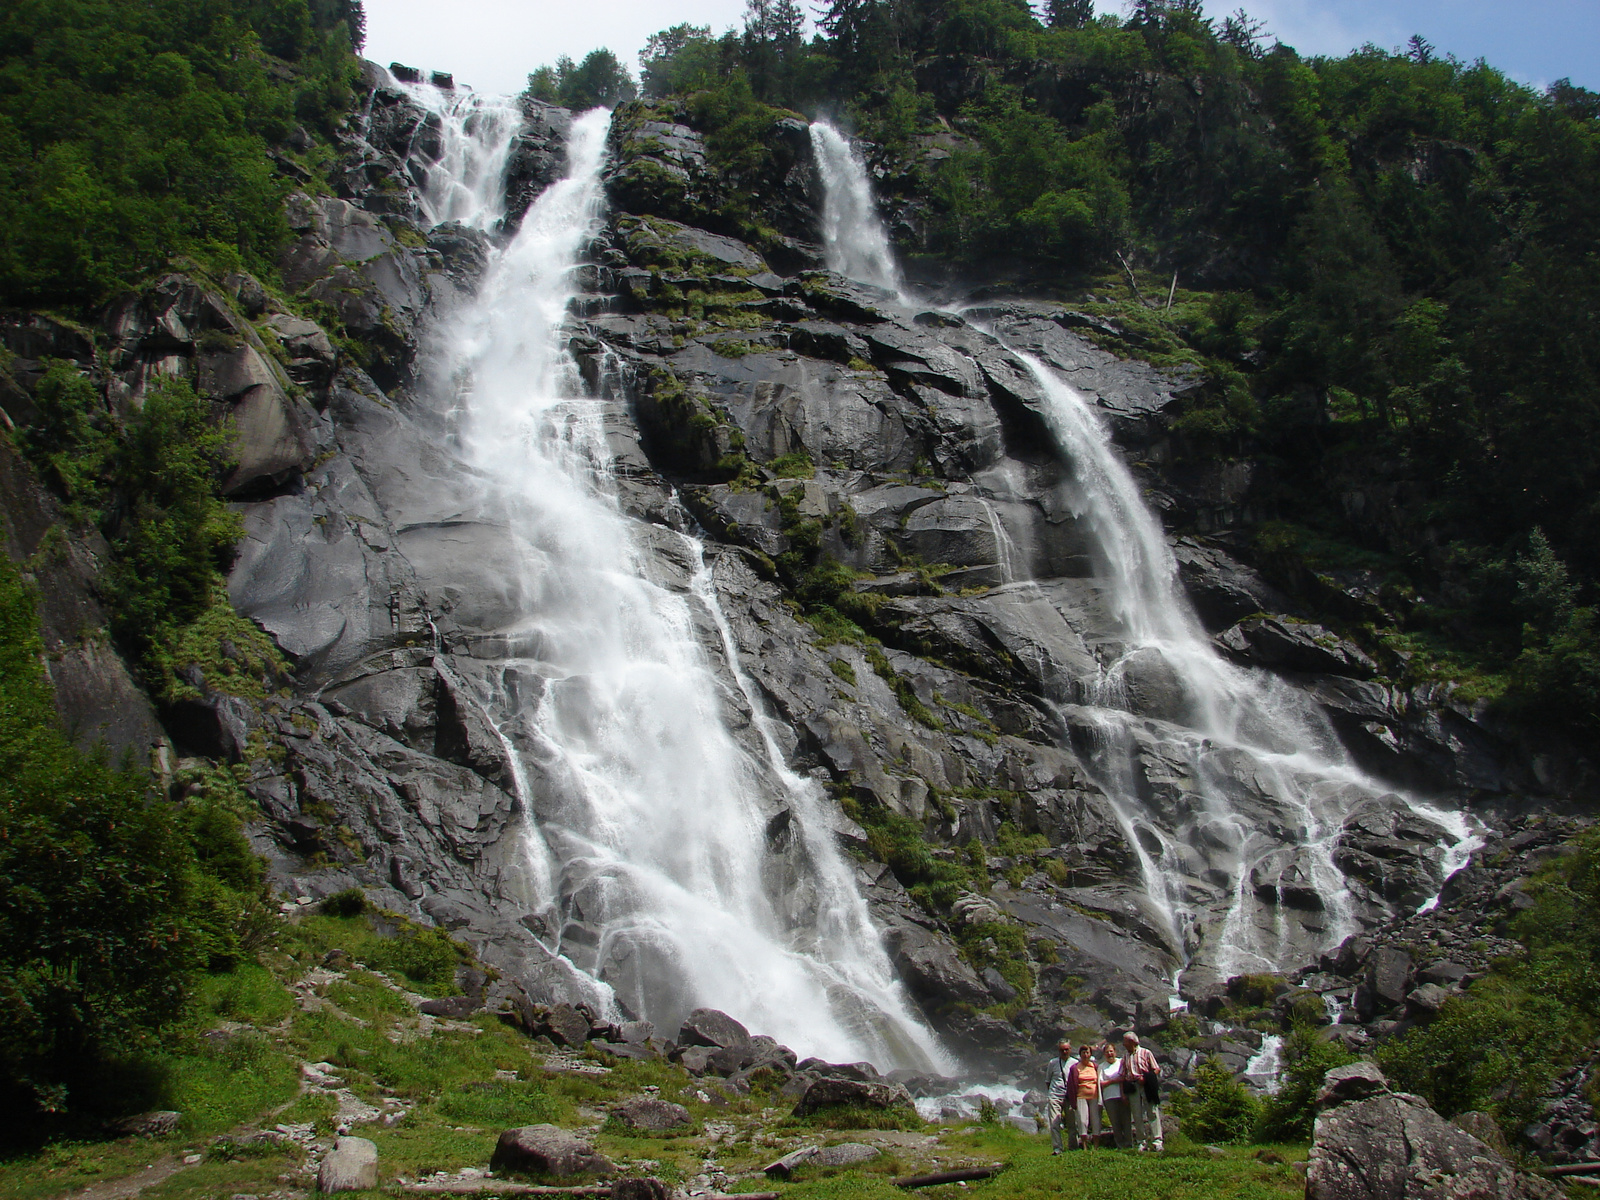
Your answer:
(1307, 1065), (1562, 1200)
(213, 77), (1579, 1062)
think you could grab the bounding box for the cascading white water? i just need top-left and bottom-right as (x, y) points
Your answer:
(1016, 358), (1472, 975)
(809, 123), (907, 300)
(394, 85), (947, 1069)
(806, 119), (1476, 980)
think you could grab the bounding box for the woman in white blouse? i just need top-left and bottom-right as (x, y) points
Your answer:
(1097, 1041), (1133, 1148)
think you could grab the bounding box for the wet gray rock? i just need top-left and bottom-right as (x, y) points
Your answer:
(504, 99), (573, 224)
(1216, 616), (1378, 679)
(1173, 538), (1290, 631)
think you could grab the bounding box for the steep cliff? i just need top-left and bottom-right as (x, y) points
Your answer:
(0, 63), (1592, 1092)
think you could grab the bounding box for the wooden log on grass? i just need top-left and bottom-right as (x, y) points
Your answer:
(892, 1165), (1003, 1188)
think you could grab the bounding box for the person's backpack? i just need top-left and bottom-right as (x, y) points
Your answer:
(1141, 1056), (1161, 1104)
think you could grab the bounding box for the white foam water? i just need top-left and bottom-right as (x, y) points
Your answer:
(806, 119), (1477, 980)
(392, 86), (947, 1069)
(810, 122), (908, 301)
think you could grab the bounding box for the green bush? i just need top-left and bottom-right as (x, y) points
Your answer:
(365, 927), (464, 992)
(0, 558), (195, 1119)
(0, 555), (276, 1126)
(1254, 1027), (1353, 1143)
(1170, 1058), (1261, 1144)
(320, 888), (368, 918)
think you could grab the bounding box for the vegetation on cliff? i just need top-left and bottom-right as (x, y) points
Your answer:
(574, 0), (1600, 737)
(0, 0), (363, 308)
(0, 556), (270, 1129)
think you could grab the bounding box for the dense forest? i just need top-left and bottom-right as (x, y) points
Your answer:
(540, 0), (1600, 738)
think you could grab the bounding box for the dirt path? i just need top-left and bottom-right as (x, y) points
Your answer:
(56, 1155), (188, 1200)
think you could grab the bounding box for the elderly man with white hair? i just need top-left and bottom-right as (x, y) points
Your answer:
(1122, 1031), (1163, 1151)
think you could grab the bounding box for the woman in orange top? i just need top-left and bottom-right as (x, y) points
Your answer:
(1070, 1044), (1100, 1148)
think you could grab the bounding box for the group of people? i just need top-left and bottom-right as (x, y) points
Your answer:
(1044, 1031), (1163, 1153)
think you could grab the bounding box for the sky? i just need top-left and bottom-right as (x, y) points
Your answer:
(361, 0), (1600, 99)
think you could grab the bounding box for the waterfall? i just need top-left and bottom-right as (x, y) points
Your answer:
(809, 123), (907, 300)
(393, 86), (946, 1069)
(806, 119), (1476, 980)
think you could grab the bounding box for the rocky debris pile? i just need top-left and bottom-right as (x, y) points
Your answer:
(1270, 814), (1596, 1051)
(1525, 1056), (1600, 1165)
(1307, 1063), (1562, 1200)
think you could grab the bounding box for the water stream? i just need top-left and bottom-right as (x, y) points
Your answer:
(806, 120), (1476, 985)
(393, 84), (946, 1069)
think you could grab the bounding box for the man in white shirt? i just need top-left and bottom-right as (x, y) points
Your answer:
(1045, 1040), (1073, 1153)
(1123, 1031), (1163, 1151)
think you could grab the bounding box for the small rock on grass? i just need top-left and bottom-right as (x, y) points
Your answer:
(816, 1143), (880, 1167)
(318, 1136), (378, 1192)
(612, 1097), (693, 1132)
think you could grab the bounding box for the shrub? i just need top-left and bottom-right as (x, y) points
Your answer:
(364, 927), (464, 992)
(320, 888), (368, 918)
(0, 559), (196, 1119)
(1169, 1058), (1261, 1144)
(1254, 1026), (1353, 1142)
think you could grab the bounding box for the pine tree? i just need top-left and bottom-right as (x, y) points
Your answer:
(1045, 0), (1094, 29)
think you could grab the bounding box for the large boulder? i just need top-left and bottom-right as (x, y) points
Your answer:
(677, 1008), (751, 1051)
(611, 1097), (692, 1132)
(542, 1003), (593, 1049)
(489, 1125), (614, 1178)
(1308, 1064), (1561, 1200)
(1355, 948), (1415, 1020)
(791, 1076), (916, 1117)
(882, 921), (992, 1008)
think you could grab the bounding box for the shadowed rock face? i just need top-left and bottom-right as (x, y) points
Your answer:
(3, 67), (1579, 1080)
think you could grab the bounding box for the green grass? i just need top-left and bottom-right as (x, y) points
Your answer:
(159, 1032), (300, 1137)
(0, 904), (1321, 1200)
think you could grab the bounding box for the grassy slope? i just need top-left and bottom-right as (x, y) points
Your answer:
(0, 906), (1312, 1200)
